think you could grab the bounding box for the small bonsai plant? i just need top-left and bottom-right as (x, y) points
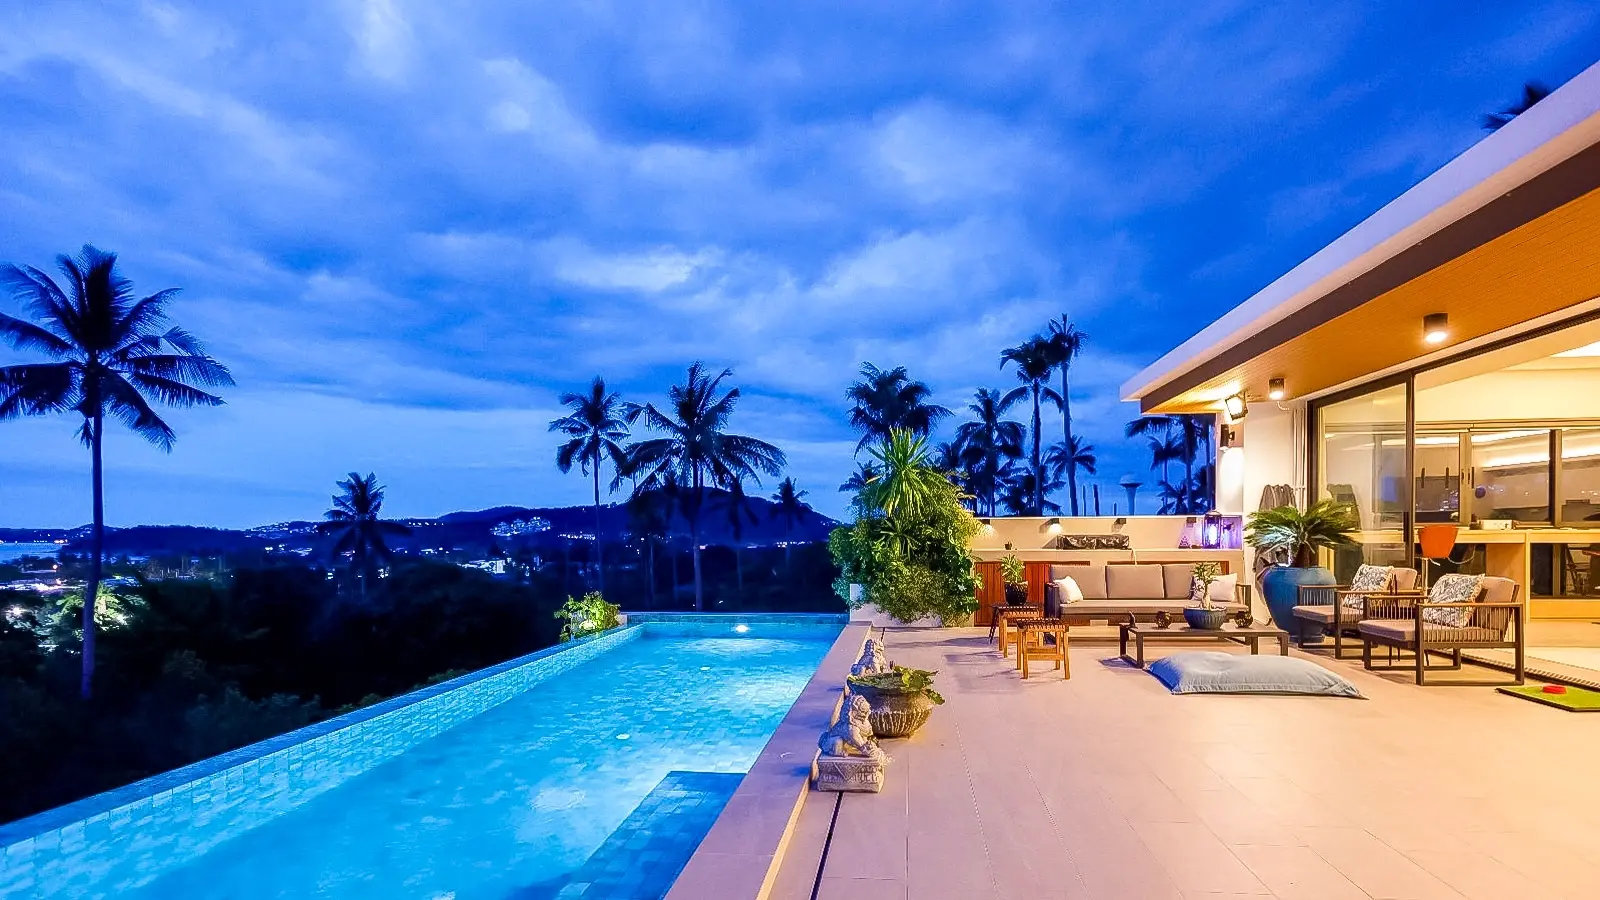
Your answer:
(554, 591), (621, 641)
(1245, 500), (1358, 567)
(847, 665), (946, 704)
(1190, 560), (1223, 609)
(999, 554), (1028, 605)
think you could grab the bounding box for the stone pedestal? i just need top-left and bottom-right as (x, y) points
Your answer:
(814, 755), (887, 793)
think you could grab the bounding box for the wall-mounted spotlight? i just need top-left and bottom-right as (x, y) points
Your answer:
(1223, 393), (1248, 420)
(1267, 377), (1286, 401)
(1423, 312), (1449, 345)
(1220, 425), (1242, 449)
(1113, 517), (1128, 528)
(1044, 517), (1063, 535)
(978, 517), (996, 535)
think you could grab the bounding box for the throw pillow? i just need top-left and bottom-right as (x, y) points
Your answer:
(1423, 573), (1483, 627)
(1052, 576), (1084, 604)
(1343, 564), (1394, 609)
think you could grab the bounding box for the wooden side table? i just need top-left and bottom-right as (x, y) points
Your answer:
(1014, 618), (1070, 680)
(992, 604), (1041, 657)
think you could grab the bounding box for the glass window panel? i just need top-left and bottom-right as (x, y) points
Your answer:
(1317, 383), (1407, 574)
(1467, 430), (1550, 523)
(1414, 432), (1462, 523)
(1558, 426), (1600, 525)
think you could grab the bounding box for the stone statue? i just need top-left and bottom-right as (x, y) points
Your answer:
(815, 695), (888, 792)
(849, 639), (888, 677)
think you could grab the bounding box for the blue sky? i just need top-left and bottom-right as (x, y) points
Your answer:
(1, 1), (1598, 528)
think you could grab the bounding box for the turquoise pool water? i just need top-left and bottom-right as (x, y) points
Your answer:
(23, 621), (839, 900)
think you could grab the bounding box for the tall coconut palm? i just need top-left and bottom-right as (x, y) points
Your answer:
(1483, 81), (1551, 131)
(1045, 435), (1097, 504)
(321, 472), (412, 604)
(839, 462), (880, 495)
(0, 246), (233, 698)
(769, 476), (811, 568)
(999, 469), (1062, 516)
(629, 362), (785, 610)
(953, 388), (1024, 516)
(549, 376), (631, 595)
(1000, 336), (1062, 515)
(845, 362), (950, 452)
(1044, 315), (1089, 513)
(626, 485), (673, 608)
(719, 478), (759, 604)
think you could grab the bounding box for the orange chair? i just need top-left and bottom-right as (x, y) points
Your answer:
(1418, 524), (1459, 588)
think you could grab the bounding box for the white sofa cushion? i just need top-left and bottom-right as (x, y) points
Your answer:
(1052, 576), (1084, 604)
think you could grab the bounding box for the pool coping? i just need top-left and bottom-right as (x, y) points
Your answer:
(665, 621), (871, 900)
(0, 623), (640, 846)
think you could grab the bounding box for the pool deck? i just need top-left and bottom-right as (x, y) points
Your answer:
(766, 627), (1600, 900)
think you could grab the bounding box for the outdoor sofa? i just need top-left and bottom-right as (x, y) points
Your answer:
(1358, 574), (1524, 686)
(1042, 562), (1249, 627)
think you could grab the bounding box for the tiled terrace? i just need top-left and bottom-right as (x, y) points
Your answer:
(770, 628), (1600, 900)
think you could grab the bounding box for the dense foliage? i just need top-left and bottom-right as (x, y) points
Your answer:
(555, 591), (622, 641)
(0, 559), (568, 825)
(830, 430), (981, 624)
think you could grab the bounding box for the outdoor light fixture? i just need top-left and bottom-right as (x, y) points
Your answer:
(1220, 425), (1241, 449)
(1423, 312), (1449, 345)
(1045, 517), (1063, 534)
(978, 517), (996, 535)
(1202, 511), (1223, 549)
(1223, 393), (1248, 420)
(1267, 377), (1286, 401)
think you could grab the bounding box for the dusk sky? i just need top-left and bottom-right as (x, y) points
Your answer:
(2, 2), (1598, 529)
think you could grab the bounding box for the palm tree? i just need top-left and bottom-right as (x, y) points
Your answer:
(860, 430), (953, 517)
(999, 469), (1062, 516)
(718, 478), (759, 604)
(628, 362), (785, 610)
(549, 376), (631, 596)
(769, 476), (811, 568)
(1483, 81), (1551, 131)
(321, 472), (411, 604)
(1000, 336), (1062, 515)
(0, 246), (233, 698)
(845, 362), (950, 452)
(626, 485), (673, 608)
(952, 388), (1023, 516)
(839, 462), (880, 495)
(1044, 315), (1089, 514)
(1045, 436), (1097, 506)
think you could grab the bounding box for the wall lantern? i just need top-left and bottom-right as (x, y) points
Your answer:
(1223, 393), (1248, 420)
(1044, 517), (1063, 535)
(978, 518), (996, 535)
(1267, 377), (1286, 401)
(1423, 312), (1449, 345)
(1201, 510), (1224, 549)
(1220, 425), (1241, 449)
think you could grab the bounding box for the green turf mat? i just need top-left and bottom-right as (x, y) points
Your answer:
(1498, 685), (1600, 711)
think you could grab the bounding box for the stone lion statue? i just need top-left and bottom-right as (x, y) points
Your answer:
(849, 639), (888, 677)
(818, 695), (884, 760)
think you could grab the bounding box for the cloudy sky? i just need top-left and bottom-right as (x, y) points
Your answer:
(1, 1), (1597, 528)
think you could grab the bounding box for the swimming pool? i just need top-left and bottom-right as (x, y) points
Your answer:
(0, 617), (844, 900)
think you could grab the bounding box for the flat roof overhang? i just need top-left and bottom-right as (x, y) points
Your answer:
(1124, 60), (1600, 415)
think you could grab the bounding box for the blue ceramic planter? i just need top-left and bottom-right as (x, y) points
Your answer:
(1260, 565), (1335, 639)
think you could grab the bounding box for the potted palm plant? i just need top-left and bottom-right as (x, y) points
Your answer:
(1245, 500), (1358, 639)
(999, 554), (1028, 606)
(846, 665), (945, 738)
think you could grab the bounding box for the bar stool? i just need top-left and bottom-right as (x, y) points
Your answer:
(1014, 618), (1070, 680)
(992, 604), (1041, 657)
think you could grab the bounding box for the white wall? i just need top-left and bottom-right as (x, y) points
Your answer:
(1416, 366), (1600, 422)
(1240, 400), (1303, 514)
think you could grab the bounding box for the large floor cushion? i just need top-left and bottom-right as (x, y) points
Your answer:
(1148, 652), (1364, 698)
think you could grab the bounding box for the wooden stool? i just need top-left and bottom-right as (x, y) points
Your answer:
(1014, 618), (1069, 680)
(993, 604), (1041, 657)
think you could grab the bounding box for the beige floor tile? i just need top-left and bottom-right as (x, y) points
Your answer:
(1295, 826), (1465, 899)
(1231, 843), (1370, 900)
(815, 876), (906, 900)
(1131, 821), (1270, 895)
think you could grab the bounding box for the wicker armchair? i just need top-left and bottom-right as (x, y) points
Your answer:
(1290, 568), (1420, 658)
(1358, 576), (1524, 686)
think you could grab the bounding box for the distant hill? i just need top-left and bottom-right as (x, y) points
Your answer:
(2, 490), (839, 559)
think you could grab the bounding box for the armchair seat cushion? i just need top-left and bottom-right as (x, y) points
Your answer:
(1357, 619), (1504, 645)
(1290, 605), (1355, 626)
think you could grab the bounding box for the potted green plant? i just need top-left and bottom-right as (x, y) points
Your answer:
(829, 430), (981, 627)
(999, 554), (1028, 606)
(554, 591), (621, 641)
(1245, 501), (1358, 640)
(846, 665), (945, 738)
(1183, 560), (1227, 630)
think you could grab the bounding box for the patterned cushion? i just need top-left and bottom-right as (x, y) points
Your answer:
(1343, 564), (1394, 609)
(1423, 573), (1483, 627)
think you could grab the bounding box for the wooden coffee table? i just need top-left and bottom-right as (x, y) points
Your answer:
(1119, 621), (1290, 669)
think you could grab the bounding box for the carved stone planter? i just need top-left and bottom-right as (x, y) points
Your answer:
(849, 684), (936, 738)
(814, 755), (886, 792)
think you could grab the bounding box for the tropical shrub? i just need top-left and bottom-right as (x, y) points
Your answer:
(830, 430), (981, 624)
(1245, 500), (1358, 567)
(555, 591), (622, 641)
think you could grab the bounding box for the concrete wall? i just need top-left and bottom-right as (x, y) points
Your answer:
(1238, 399), (1305, 514)
(970, 515), (1241, 553)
